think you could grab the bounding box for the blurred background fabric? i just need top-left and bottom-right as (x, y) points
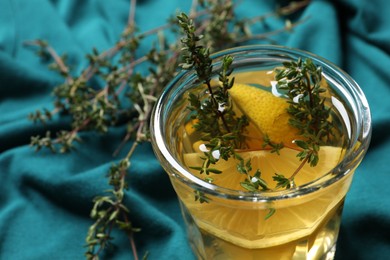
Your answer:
(0, 0), (389, 259)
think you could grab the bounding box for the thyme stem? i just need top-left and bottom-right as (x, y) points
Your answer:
(290, 151), (311, 180)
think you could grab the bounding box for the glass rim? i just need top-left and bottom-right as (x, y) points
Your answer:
(151, 44), (372, 202)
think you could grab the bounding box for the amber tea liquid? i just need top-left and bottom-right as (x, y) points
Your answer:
(169, 70), (354, 260)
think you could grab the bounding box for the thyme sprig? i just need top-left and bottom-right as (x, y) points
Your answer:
(178, 12), (249, 177)
(237, 58), (335, 192)
(26, 0), (308, 258)
(273, 58), (335, 187)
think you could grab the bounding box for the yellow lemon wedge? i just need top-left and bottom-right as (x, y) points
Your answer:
(229, 83), (300, 146)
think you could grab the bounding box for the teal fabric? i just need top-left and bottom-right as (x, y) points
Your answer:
(0, 0), (388, 259)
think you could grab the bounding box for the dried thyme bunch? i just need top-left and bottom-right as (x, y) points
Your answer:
(26, 0), (309, 259)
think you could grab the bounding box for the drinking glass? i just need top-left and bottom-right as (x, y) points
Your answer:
(150, 45), (371, 259)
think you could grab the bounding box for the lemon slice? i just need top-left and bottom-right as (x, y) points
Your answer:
(229, 83), (300, 145)
(179, 146), (344, 249)
(183, 146), (342, 190)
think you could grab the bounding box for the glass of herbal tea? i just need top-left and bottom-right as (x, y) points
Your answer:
(151, 45), (371, 260)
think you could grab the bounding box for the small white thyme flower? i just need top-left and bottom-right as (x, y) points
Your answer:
(199, 144), (209, 152)
(212, 150), (221, 160)
(218, 102), (225, 113)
